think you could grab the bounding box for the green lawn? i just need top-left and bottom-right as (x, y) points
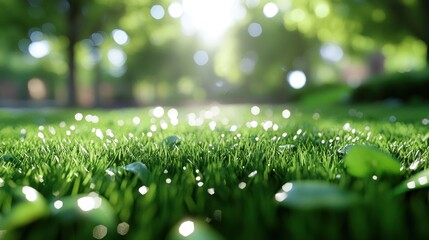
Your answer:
(1, 104), (429, 240)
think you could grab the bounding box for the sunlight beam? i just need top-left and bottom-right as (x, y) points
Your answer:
(180, 0), (245, 45)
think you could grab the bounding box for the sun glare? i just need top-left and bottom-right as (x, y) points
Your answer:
(180, 0), (245, 45)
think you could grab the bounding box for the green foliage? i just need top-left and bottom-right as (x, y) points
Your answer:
(123, 162), (150, 183)
(351, 69), (429, 103)
(394, 169), (429, 195)
(276, 181), (358, 210)
(162, 135), (182, 148)
(0, 186), (48, 230)
(344, 145), (401, 177)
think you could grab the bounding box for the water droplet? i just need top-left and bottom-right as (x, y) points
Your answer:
(207, 188), (215, 195)
(139, 186), (149, 195)
(248, 170), (257, 178)
(93, 225), (108, 239)
(22, 186), (38, 202)
(117, 222), (130, 236)
(54, 200), (63, 209)
(407, 181), (416, 189)
(418, 176), (428, 185)
(238, 182), (246, 189)
(179, 220), (195, 237)
(409, 160), (420, 170)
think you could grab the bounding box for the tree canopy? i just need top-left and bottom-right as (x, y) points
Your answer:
(0, 0), (427, 106)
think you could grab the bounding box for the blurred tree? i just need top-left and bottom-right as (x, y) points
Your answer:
(283, 0), (429, 66)
(0, 0), (125, 106)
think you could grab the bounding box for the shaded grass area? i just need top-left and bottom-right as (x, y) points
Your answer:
(1, 104), (429, 239)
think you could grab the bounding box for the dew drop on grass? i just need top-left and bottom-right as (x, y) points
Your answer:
(248, 170), (257, 178)
(179, 220), (194, 237)
(54, 200), (63, 209)
(93, 225), (108, 239)
(138, 186), (148, 195)
(207, 188), (215, 195)
(117, 222), (130, 236)
(409, 160), (420, 170)
(238, 182), (246, 189)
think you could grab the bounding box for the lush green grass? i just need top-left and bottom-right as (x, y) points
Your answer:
(1, 104), (429, 239)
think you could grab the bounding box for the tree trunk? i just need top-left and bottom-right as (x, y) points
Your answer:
(66, 1), (79, 107)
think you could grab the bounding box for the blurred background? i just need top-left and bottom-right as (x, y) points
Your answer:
(0, 0), (428, 107)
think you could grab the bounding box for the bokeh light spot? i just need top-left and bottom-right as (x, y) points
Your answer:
(112, 29), (129, 45)
(168, 2), (183, 18)
(151, 5), (165, 20)
(54, 200), (63, 209)
(315, 3), (330, 18)
(117, 222), (130, 236)
(193, 50), (209, 66)
(28, 40), (50, 58)
(282, 109), (291, 119)
(28, 78), (47, 100)
(248, 22), (262, 37)
(107, 48), (126, 67)
(320, 43), (343, 62)
(263, 2), (279, 18)
(179, 220), (195, 237)
(138, 186), (149, 195)
(22, 186), (38, 202)
(251, 106), (260, 115)
(93, 225), (108, 239)
(287, 70), (307, 89)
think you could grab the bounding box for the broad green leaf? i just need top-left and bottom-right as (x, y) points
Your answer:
(0, 186), (49, 230)
(275, 181), (358, 210)
(163, 135), (181, 148)
(394, 169), (429, 195)
(124, 162), (150, 182)
(344, 145), (400, 177)
(50, 193), (116, 233)
(106, 162), (150, 182)
(168, 219), (224, 240)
